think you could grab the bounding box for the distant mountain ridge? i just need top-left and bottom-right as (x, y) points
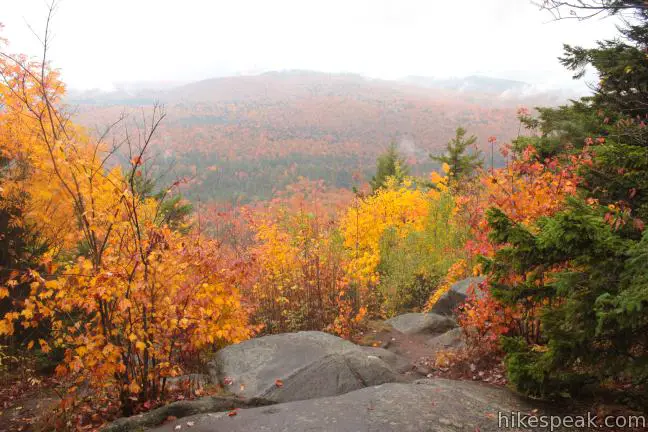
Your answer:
(67, 70), (578, 107)
(69, 70), (574, 203)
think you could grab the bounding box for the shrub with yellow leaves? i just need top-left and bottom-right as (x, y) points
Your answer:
(340, 178), (430, 289)
(247, 200), (348, 334)
(341, 171), (469, 316)
(0, 43), (250, 417)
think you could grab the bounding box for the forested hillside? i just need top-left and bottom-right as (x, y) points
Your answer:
(2, 1), (647, 431)
(71, 72), (540, 203)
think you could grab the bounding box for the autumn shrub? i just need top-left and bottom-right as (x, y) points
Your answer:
(377, 191), (469, 314)
(440, 143), (586, 361)
(5, 228), (250, 409)
(455, 279), (519, 355)
(0, 46), (251, 419)
(341, 178), (430, 287)
(474, 2), (648, 400)
(246, 195), (354, 334)
(246, 174), (465, 332)
(340, 175), (469, 316)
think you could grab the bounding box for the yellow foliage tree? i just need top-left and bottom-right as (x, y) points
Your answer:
(248, 203), (348, 333)
(341, 178), (430, 287)
(0, 25), (250, 416)
(339, 169), (461, 315)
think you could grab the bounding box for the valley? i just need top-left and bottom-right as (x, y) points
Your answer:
(70, 71), (561, 203)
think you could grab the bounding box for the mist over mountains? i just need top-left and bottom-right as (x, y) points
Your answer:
(68, 70), (577, 203)
(67, 70), (580, 106)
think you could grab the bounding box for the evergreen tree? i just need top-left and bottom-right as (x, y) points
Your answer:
(484, 202), (643, 398)
(525, 1), (648, 219)
(133, 174), (193, 232)
(430, 127), (483, 186)
(370, 143), (410, 192)
(485, 0), (648, 399)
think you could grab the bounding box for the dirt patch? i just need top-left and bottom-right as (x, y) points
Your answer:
(357, 320), (457, 376)
(0, 373), (59, 432)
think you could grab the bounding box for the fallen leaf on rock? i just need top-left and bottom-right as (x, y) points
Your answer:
(228, 409), (238, 417)
(275, 379), (284, 388)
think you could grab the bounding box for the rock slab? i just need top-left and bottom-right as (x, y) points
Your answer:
(429, 276), (486, 316)
(208, 331), (403, 403)
(152, 378), (554, 432)
(385, 312), (457, 336)
(101, 396), (271, 432)
(427, 327), (466, 350)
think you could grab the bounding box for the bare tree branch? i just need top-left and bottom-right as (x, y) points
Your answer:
(534, 0), (648, 21)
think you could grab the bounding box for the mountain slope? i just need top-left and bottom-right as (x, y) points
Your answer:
(70, 71), (557, 203)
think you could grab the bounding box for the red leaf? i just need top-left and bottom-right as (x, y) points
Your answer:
(633, 218), (645, 231)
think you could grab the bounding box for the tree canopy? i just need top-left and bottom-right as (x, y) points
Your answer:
(430, 127), (483, 186)
(370, 143), (410, 192)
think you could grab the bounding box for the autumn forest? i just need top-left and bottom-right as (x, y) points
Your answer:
(2, 1), (648, 431)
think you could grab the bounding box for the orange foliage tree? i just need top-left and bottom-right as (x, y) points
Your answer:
(449, 139), (588, 353)
(244, 179), (357, 334)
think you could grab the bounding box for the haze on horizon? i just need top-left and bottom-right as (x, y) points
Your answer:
(3, 0), (622, 93)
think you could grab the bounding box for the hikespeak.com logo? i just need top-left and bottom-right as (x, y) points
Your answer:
(498, 411), (646, 430)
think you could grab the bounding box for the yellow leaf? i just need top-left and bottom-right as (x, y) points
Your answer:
(44, 280), (59, 289)
(128, 381), (141, 394)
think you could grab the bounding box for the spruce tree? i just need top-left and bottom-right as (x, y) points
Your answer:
(483, 0), (648, 399)
(370, 143), (410, 192)
(431, 127), (483, 186)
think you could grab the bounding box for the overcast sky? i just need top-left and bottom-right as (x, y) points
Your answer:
(2, 0), (621, 92)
